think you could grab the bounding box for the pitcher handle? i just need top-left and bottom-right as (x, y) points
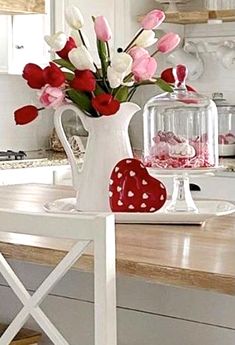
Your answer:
(54, 104), (81, 190)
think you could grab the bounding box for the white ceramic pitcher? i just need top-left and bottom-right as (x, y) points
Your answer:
(54, 102), (140, 212)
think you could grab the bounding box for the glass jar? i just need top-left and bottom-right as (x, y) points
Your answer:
(213, 92), (235, 157)
(143, 66), (218, 170)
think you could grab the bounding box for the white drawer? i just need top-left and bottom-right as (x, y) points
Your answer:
(53, 166), (72, 186)
(0, 167), (54, 185)
(157, 175), (235, 202)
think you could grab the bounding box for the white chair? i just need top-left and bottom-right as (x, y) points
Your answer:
(0, 209), (117, 345)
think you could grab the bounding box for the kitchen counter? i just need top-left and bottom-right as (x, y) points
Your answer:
(0, 150), (83, 170)
(0, 150), (234, 173)
(0, 184), (234, 296)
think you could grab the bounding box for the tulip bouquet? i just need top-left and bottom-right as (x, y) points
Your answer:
(14, 5), (181, 124)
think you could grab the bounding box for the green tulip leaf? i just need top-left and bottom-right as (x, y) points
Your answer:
(53, 59), (76, 72)
(155, 78), (173, 92)
(115, 86), (129, 102)
(94, 83), (105, 96)
(97, 40), (108, 79)
(64, 72), (74, 81)
(67, 89), (94, 115)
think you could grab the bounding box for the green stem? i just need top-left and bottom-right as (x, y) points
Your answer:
(91, 92), (101, 117)
(106, 41), (111, 65)
(78, 29), (102, 81)
(124, 28), (144, 52)
(78, 30), (86, 47)
(123, 72), (134, 83)
(150, 49), (159, 58)
(94, 62), (101, 75)
(127, 87), (137, 101)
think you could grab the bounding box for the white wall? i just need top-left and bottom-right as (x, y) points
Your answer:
(0, 74), (53, 151)
(185, 23), (235, 103)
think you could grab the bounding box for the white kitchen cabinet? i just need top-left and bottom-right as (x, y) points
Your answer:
(0, 165), (73, 186)
(0, 166), (54, 185)
(53, 165), (72, 186)
(0, 0), (51, 74)
(0, 16), (11, 72)
(158, 174), (235, 203)
(48, 164), (235, 200)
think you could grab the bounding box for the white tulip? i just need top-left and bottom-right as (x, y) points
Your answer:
(70, 30), (90, 49)
(111, 52), (133, 75)
(68, 46), (96, 72)
(65, 5), (84, 30)
(44, 32), (67, 51)
(135, 30), (157, 48)
(107, 66), (124, 89)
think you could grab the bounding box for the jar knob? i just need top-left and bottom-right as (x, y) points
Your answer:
(173, 64), (188, 89)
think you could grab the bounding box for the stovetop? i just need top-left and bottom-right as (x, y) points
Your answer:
(0, 150), (51, 162)
(0, 150), (27, 161)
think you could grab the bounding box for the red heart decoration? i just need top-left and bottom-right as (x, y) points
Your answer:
(109, 158), (167, 212)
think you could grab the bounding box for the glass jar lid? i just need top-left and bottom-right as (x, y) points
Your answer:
(145, 65), (211, 109)
(212, 92), (235, 109)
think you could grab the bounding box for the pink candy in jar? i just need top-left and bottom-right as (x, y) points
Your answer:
(144, 130), (213, 169)
(219, 133), (235, 145)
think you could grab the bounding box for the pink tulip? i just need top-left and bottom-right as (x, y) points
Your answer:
(156, 32), (181, 54)
(132, 56), (157, 81)
(39, 85), (66, 109)
(140, 9), (165, 30)
(128, 47), (149, 61)
(94, 16), (112, 42)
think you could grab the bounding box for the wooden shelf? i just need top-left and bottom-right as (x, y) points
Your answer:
(0, 0), (45, 14)
(138, 9), (235, 25)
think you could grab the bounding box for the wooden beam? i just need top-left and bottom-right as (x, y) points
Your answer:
(0, 0), (45, 14)
(138, 9), (235, 25)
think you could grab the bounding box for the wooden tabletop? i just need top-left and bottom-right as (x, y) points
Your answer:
(0, 184), (234, 296)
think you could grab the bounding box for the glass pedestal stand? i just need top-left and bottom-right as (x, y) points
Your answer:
(166, 174), (198, 213)
(148, 167), (219, 214)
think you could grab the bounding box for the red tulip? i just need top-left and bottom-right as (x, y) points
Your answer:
(92, 93), (120, 116)
(22, 63), (45, 89)
(161, 67), (175, 83)
(186, 84), (197, 92)
(56, 36), (77, 60)
(14, 105), (39, 125)
(161, 67), (197, 92)
(43, 62), (65, 87)
(70, 70), (96, 92)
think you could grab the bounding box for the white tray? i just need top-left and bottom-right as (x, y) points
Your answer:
(43, 198), (235, 225)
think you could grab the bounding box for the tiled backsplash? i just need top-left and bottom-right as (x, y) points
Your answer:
(0, 74), (53, 151)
